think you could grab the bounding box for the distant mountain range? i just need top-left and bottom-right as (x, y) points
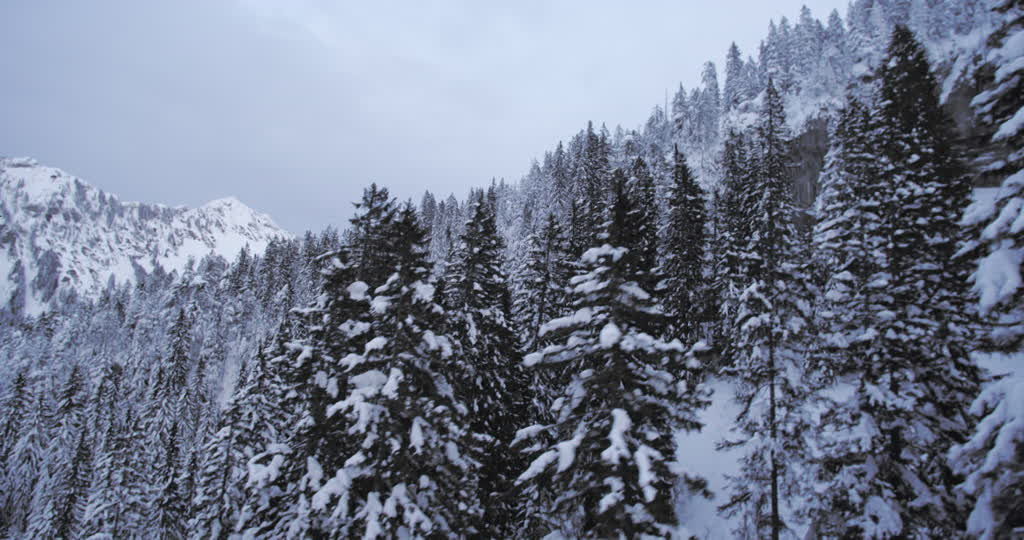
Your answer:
(0, 156), (290, 316)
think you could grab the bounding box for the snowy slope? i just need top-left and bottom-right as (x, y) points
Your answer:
(0, 157), (290, 316)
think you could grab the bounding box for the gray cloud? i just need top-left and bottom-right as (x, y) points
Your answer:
(0, 0), (847, 233)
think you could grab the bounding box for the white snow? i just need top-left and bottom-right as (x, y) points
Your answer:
(601, 409), (631, 465)
(410, 417), (426, 454)
(365, 337), (388, 353)
(598, 477), (625, 514)
(556, 433), (584, 473)
(674, 379), (743, 539)
(581, 244), (627, 264)
(381, 368), (402, 398)
(635, 444), (661, 502)
(974, 247), (1023, 315)
(993, 105), (1024, 141)
(599, 322), (622, 348)
(516, 449), (558, 484)
(348, 281), (370, 300)
(350, 370), (388, 394)
(412, 281), (436, 303)
(861, 496), (904, 536)
(538, 307), (593, 337)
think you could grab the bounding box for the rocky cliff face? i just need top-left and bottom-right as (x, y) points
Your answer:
(0, 157), (290, 316)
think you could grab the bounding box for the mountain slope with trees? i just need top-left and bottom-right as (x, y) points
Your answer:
(1, 0), (1022, 538)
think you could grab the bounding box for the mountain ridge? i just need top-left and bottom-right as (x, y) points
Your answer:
(0, 156), (290, 316)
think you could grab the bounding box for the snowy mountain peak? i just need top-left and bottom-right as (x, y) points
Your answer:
(0, 157), (291, 316)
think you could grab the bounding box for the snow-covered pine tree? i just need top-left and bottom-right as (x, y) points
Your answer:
(662, 145), (707, 341)
(0, 380), (50, 536)
(571, 122), (612, 255)
(950, 1), (1024, 536)
(26, 364), (89, 539)
(190, 343), (279, 539)
(317, 203), (482, 538)
(627, 157), (660, 295)
(718, 78), (815, 540)
(710, 128), (756, 360)
(27, 429), (91, 539)
(514, 212), (571, 353)
(149, 420), (187, 540)
(152, 308), (193, 433)
(812, 94), (886, 377)
(0, 368), (29, 466)
(808, 25), (980, 537)
(515, 174), (708, 538)
(723, 42), (745, 111)
(348, 183), (399, 287)
(671, 84), (692, 146)
(442, 190), (530, 537)
(240, 251), (372, 537)
(82, 406), (147, 539)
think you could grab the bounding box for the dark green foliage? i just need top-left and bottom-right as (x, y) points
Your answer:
(807, 26), (980, 537)
(662, 146), (708, 341)
(516, 174), (708, 538)
(444, 192), (531, 536)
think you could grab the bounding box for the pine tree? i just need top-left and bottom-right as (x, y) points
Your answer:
(695, 62), (722, 156)
(813, 94), (885, 377)
(27, 429), (92, 539)
(26, 365), (89, 538)
(348, 183), (399, 287)
(514, 213), (571, 353)
(710, 129), (756, 357)
(662, 145), (707, 341)
(627, 157), (660, 293)
(240, 251), (372, 537)
(150, 421), (187, 540)
(723, 42), (745, 110)
(190, 346), (278, 539)
(950, 2), (1024, 537)
(573, 122), (612, 252)
(0, 368), (29, 465)
(443, 192), (531, 536)
(515, 174), (708, 538)
(807, 26), (980, 537)
(319, 204), (482, 538)
(671, 84), (692, 145)
(718, 78), (815, 540)
(1, 381), (50, 536)
(82, 407), (147, 539)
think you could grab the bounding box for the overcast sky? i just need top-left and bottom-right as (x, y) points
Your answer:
(0, 0), (848, 233)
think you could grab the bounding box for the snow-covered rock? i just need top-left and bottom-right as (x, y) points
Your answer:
(0, 157), (290, 316)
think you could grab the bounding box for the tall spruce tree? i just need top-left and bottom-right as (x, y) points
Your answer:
(240, 251), (373, 537)
(26, 365), (89, 539)
(82, 407), (147, 538)
(950, 1), (1024, 537)
(148, 420), (187, 540)
(443, 191), (530, 536)
(1, 382), (50, 536)
(0, 369), (29, 466)
(349, 183), (400, 287)
(719, 78), (815, 540)
(190, 344), (278, 539)
(813, 94), (886, 376)
(514, 213), (571, 353)
(515, 174), (708, 538)
(627, 157), (661, 295)
(303, 203), (482, 538)
(807, 26), (980, 537)
(710, 129), (756, 357)
(662, 145), (707, 341)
